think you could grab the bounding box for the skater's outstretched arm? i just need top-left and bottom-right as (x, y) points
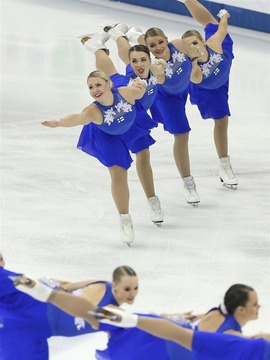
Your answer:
(180, 0), (218, 26)
(41, 104), (101, 128)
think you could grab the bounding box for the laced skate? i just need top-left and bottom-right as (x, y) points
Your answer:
(103, 23), (129, 41)
(219, 156), (238, 190)
(183, 176), (200, 207)
(126, 26), (144, 43)
(148, 196), (164, 226)
(79, 31), (110, 55)
(120, 214), (134, 246)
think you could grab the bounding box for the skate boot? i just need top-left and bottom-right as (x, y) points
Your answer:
(219, 156), (238, 189)
(120, 214), (134, 246)
(103, 23), (129, 41)
(126, 26), (144, 43)
(148, 196), (164, 225)
(80, 31), (110, 55)
(183, 175), (200, 207)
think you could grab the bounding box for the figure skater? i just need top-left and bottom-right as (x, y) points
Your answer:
(0, 256), (138, 360)
(79, 27), (165, 226)
(12, 273), (269, 360)
(100, 308), (270, 360)
(42, 70), (146, 245)
(178, 0), (238, 188)
(124, 24), (203, 206)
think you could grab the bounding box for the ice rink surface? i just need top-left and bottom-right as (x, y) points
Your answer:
(1, 0), (270, 358)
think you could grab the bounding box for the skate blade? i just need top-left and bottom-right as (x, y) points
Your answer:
(222, 183), (238, 190)
(153, 221), (163, 227)
(8, 275), (35, 287)
(220, 178), (238, 190)
(87, 310), (118, 321)
(103, 23), (118, 32)
(76, 33), (94, 39)
(187, 201), (200, 208)
(121, 240), (133, 247)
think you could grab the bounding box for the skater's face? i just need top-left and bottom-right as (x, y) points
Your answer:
(238, 291), (260, 321)
(87, 76), (111, 103)
(129, 51), (151, 79)
(113, 275), (139, 305)
(146, 35), (170, 60)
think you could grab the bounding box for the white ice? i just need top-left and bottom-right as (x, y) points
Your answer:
(1, 0), (270, 359)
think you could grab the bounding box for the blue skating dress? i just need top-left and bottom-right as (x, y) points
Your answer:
(0, 267), (118, 360)
(192, 331), (269, 360)
(150, 42), (192, 134)
(95, 307), (247, 360)
(0, 267), (51, 360)
(189, 23), (234, 120)
(77, 89), (136, 169)
(110, 65), (158, 153)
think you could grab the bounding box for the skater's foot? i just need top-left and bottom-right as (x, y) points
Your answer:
(219, 156), (238, 188)
(148, 196), (164, 225)
(126, 26), (144, 43)
(120, 214), (134, 245)
(183, 175), (200, 206)
(103, 23), (129, 41)
(79, 31), (110, 54)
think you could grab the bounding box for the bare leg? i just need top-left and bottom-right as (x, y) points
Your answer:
(184, 0), (218, 26)
(173, 133), (191, 178)
(214, 116), (228, 158)
(116, 37), (131, 66)
(135, 149), (155, 198)
(95, 49), (118, 76)
(108, 166), (129, 214)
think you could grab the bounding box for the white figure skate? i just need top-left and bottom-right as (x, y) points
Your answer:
(79, 31), (110, 55)
(126, 26), (144, 43)
(103, 23), (129, 41)
(183, 175), (200, 207)
(148, 196), (164, 226)
(219, 156), (238, 189)
(120, 214), (134, 246)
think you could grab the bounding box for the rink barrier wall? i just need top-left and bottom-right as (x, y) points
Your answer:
(113, 0), (270, 33)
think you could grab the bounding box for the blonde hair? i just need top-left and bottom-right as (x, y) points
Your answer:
(182, 29), (204, 42)
(144, 27), (167, 43)
(87, 70), (113, 89)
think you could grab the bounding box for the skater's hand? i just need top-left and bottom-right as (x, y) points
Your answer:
(10, 274), (55, 302)
(161, 311), (200, 323)
(152, 58), (167, 69)
(217, 9), (230, 19)
(130, 77), (147, 90)
(41, 119), (60, 128)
